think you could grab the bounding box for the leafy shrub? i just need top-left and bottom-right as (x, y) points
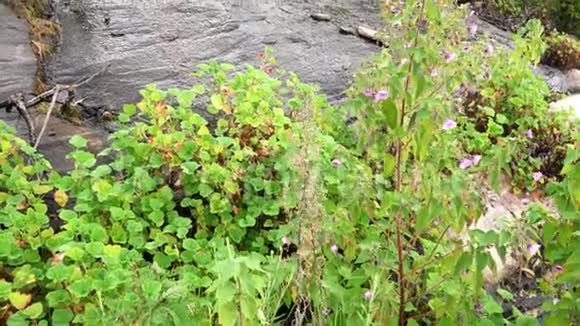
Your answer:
(487, 0), (580, 37)
(542, 32), (580, 70)
(459, 20), (576, 190)
(0, 58), (335, 324)
(0, 0), (578, 325)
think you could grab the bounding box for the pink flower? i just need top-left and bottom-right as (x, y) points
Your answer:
(521, 198), (530, 205)
(364, 291), (372, 301)
(526, 129), (534, 139)
(363, 88), (374, 98)
(553, 265), (564, 273)
(332, 159), (341, 168)
(459, 155), (481, 169)
(374, 90), (389, 102)
(533, 171), (543, 181)
(527, 243), (541, 256)
(463, 46), (471, 52)
(444, 52), (456, 63)
(330, 244), (338, 253)
(429, 68), (437, 77)
(484, 44), (494, 55)
(467, 23), (478, 37)
(459, 158), (473, 170)
(442, 119), (457, 130)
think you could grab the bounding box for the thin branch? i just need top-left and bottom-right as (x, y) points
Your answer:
(34, 86), (60, 149)
(12, 94), (37, 146)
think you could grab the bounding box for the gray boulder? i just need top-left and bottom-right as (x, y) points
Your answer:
(47, 0), (383, 114)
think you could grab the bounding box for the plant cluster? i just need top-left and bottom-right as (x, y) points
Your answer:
(541, 32), (580, 70)
(457, 20), (576, 190)
(0, 1), (578, 325)
(486, 0), (580, 37)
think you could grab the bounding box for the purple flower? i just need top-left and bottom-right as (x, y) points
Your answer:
(527, 243), (541, 256)
(330, 244), (338, 253)
(364, 291), (372, 301)
(332, 159), (341, 168)
(459, 155), (481, 169)
(391, 7), (401, 15)
(533, 171), (543, 181)
(459, 158), (473, 170)
(444, 52), (456, 63)
(467, 23), (478, 37)
(484, 44), (494, 55)
(363, 88), (374, 98)
(553, 265), (564, 273)
(404, 42), (412, 48)
(282, 236), (290, 245)
(521, 198), (530, 205)
(454, 85), (465, 97)
(429, 68), (437, 77)
(374, 90), (389, 102)
(526, 129), (534, 139)
(442, 119), (457, 130)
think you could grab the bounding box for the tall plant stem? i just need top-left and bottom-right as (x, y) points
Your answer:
(393, 1), (427, 325)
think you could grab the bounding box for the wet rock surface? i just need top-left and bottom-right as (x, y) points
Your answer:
(0, 2), (107, 172)
(47, 0), (383, 115)
(0, 3), (36, 99)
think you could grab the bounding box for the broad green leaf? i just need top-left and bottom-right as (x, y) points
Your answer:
(33, 185), (52, 195)
(381, 99), (399, 129)
(182, 162), (200, 175)
(69, 136), (88, 148)
(9, 291), (32, 310)
(142, 281), (162, 300)
(21, 302), (43, 319)
(54, 190), (68, 207)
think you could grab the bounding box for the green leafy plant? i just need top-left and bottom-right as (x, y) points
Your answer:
(458, 20), (575, 190)
(0, 1), (577, 325)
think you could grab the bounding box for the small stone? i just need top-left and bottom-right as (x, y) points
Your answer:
(565, 69), (580, 93)
(357, 26), (378, 41)
(311, 13), (331, 22)
(550, 93), (580, 121)
(339, 26), (356, 35)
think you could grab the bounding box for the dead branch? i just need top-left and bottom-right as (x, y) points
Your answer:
(34, 86), (60, 149)
(12, 93), (37, 146)
(0, 65), (109, 146)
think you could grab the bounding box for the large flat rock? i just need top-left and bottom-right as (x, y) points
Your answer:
(47, 0), (382, 113)
(0, 3), (36, 99)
